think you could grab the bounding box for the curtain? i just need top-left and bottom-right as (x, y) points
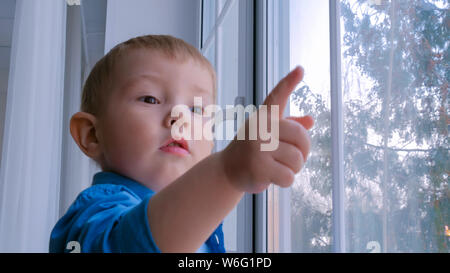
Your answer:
(60, 4), (99, 220)
(0, 0), (98, 252)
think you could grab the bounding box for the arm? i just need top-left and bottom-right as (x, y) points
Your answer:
(147, 151), (244, 253)
(147, 66), (314, 253)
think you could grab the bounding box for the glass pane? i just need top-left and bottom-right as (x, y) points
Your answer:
(201, 0), (216, 47)
(82, 0), (106, 65)
(0, 0), (15, 168)
(202, 0), (241, 253)
(217, 0), (228, 17)
(217, 0), (240, 253)
(289, 0), (333, 252)
(341, 0), (449, 252)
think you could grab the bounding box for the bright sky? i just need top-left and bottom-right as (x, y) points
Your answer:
(289, 0), (331, 116)
(288, 0), (432, 156)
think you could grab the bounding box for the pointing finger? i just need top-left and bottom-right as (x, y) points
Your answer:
(262, 66), (304, 118)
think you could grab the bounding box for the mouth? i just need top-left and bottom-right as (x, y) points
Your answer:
(159, 137), (190, 156)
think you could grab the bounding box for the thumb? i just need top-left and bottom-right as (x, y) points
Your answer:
(286, 115), (314, 130)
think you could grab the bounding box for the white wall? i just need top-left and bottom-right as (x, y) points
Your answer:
(104, 0), (201, 53)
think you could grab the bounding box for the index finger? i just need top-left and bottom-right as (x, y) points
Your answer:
(262, 66), (304, 118)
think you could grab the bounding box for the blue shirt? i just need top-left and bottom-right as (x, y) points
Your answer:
(49, 171), (226, 253)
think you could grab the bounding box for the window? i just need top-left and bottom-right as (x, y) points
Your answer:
(264, 0), (449, 253)
(201, 0), (254, 253)
(288, 0), (333, 253)
(340, 0), (449, 253)
(0, 0), (15, 169)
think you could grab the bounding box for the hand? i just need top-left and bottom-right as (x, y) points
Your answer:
(220, 66), (314, 193)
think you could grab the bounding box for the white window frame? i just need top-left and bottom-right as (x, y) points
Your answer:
(254, 0), (292, 253)
(254, 0), (267, 253)
(329, 0), (346, 253)
(255, 0), (346, 253)
(200, 0), (254, 253)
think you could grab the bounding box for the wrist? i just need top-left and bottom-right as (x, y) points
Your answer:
(216, 149), (245, 195)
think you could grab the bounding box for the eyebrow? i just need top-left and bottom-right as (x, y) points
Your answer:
(125, 74), (211, 96)
(122, 73), (164, 90)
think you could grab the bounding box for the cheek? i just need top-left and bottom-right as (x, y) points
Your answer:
(194, 140), (214, 159)
(102, 113), (160, 159)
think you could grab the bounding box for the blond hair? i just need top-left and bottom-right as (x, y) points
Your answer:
(81, 34), (217, 117)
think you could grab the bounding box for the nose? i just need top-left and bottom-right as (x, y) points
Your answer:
(164, 111), (184, 128)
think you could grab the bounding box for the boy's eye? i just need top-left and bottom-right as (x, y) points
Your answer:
(139, 96), (160, 104)
(191, 106), (204, 115)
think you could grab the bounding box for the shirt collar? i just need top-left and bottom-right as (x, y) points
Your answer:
(92, 171), (154, 199)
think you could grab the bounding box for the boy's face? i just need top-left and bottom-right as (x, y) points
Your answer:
(96, 49), (215, 192)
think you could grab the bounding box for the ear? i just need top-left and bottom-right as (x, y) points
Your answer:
(70, 112), (103, 162)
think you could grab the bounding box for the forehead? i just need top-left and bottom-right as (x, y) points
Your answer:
(113, 49), (214, 98)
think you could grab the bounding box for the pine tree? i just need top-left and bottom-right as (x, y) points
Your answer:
(291, 0), (449, 252)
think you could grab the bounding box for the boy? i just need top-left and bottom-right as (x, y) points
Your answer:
(49, 35), (314, 253)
